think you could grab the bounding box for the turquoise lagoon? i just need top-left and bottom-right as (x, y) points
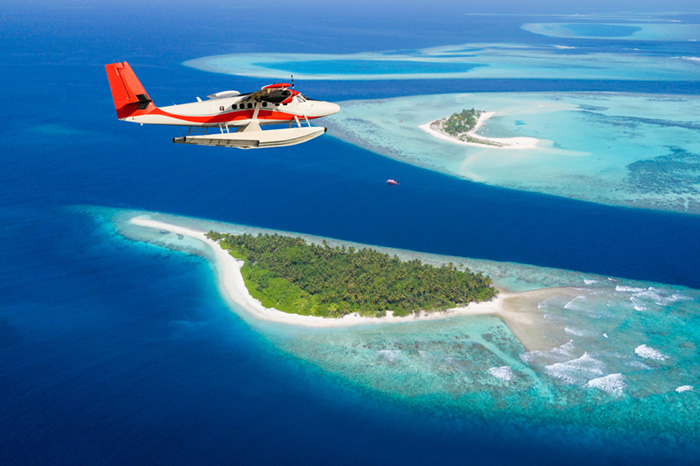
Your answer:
(114, 208), (700, 451)
(5, 4), (700, 464)
(183, 35), (700, 214)
(184, 42), (700, 82)
(522, 22), (700, 41)
(326, 92), (700, 213)
(177, 22), (700, 451)
(260, 60), (484, 76)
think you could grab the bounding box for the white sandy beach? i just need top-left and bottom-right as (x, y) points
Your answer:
(129, 216), (512, 328)
(128, 216), (571, 350)
(419, 111), (541, 150)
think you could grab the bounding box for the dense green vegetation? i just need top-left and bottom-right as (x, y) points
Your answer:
(441, 108), (483, 136)
(207, 232), (498, 318)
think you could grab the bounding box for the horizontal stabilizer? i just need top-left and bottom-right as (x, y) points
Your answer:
(173, 127), (326, 149)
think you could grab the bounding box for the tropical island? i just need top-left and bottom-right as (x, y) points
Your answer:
(438, 108), (483, 136)
(420, 107), (540, 150)
(206, 231), (498, 318)
(429, 108), (503, 147)
(129, 216), (568, 348)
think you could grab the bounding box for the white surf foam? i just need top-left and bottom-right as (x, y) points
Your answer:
(565, 326), (587, 337)
(586, 373), (625, 396)
(488, 366), (514, 382)
(634, 344), (668, 361)
(521, 340), (576, 365)
(676, 385), (694, 393)
(544, 352), (606, 385)
(630, 297), (647, 311)
(622, 286), (690, 308)
(616, 285), (646, 293)
(635, 288), (670, 306)
(564, 295), (588, 311)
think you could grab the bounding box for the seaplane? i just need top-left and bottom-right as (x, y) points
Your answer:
(105, 61), (340, 149)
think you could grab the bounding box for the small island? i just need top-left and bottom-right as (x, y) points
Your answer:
(430, 108), (504, 147)
(130, 216), (566, 348)
(438, 108), (482, 136)
(421, 108), (540, 150)
(206, 231), (498, 318)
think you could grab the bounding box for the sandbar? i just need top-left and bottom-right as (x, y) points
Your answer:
(419, 111), (541, 150)
(129, 216), (569, 349)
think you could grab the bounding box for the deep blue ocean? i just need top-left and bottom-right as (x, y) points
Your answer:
(2, 2), (700, 464)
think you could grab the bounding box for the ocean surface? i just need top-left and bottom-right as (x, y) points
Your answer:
(2, 2), (700, 464)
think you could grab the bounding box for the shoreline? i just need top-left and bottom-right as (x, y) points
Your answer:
(130, 216), (508, 328)
(128, 216), (570, 350)
(419, 111), (541, 150)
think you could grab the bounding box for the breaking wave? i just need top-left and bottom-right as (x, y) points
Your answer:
(521, 340), (575, 366)
(564, 326), (587, 337)
(630, 297), (647, 311)
(544, 352), (607, 385)
(616, 285), (691, 309)
(586, 373), (626, 396)
(635, 344), (669, 361)
(488, 366), (514, 382)
(564, 295), (589, 311)
(616, 285), (646, 293)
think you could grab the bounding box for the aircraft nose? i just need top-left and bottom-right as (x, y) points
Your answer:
(326, 102), (341, 115)
(311, 101), (341, 117)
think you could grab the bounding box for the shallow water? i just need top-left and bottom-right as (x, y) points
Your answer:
(114, 208), (700, 456)
(185, 33), (700, 82)
(326, 92), (700, 213)
(4, 4), (700, 464)
(522, 22), (700, 40)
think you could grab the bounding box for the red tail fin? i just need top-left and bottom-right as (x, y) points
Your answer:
(105, 61), (155, 119)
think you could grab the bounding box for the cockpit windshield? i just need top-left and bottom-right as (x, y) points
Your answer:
(259, 89), (291, 103)
(239, 86), (307, 105)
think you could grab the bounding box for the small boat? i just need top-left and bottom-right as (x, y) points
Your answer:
(386, 179), (398, 185)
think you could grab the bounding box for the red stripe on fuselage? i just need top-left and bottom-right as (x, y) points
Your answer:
(148, 108), (319, 125)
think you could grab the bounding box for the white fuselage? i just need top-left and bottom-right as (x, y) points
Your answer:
(123, 94), (340, 127)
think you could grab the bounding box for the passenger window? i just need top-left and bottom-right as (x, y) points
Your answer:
(232, 104), (237, 110)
